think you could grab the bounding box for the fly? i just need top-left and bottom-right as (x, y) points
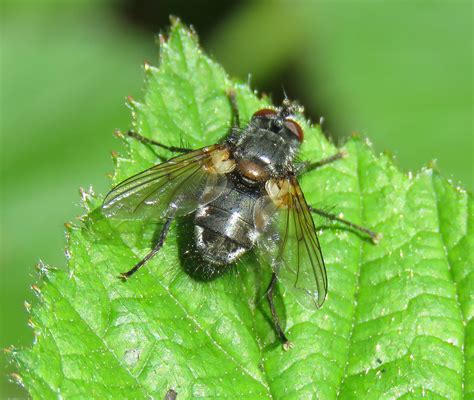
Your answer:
(102, 93), (381, 349)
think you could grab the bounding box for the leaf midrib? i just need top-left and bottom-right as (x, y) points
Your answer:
(97, 219), (273, 396)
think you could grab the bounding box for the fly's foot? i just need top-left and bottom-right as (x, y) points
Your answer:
(283, 341), (294, 351)
(372, 232), (383, 245)
(118, 272), (130, 281)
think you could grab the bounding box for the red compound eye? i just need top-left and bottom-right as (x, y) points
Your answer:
(252, 108), (278, 119)
(284, 119), (304, 142)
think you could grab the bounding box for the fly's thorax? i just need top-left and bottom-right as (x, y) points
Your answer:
(228, 125), (300, 184)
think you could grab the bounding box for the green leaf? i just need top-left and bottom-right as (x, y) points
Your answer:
(11, 20), (473, 399)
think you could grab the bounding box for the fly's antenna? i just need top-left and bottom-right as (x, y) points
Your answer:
(279, 85), (304, 117)
(280, 97), (304, 119)
(280, 85), (291, 117)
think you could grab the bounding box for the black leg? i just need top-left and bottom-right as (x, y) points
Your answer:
(266, 272), (294, 350)
(309, 206), (382, 244)
(125, 130), (191, 153)
(119, 218), (173, 280)
(298, 150), (348, 175)
(227, 89), (240, 128)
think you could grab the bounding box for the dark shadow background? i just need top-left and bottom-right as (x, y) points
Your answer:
(1, 0), (472, 396)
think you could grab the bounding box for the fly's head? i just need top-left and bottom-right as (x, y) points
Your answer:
(229, 99), (305, 182)
(251, 99), (304, 147)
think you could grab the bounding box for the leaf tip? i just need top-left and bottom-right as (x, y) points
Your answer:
(24, 301), (32, 314)
(169, 14), (181, 27)
(30, 284), (41, 296)
(188, 23), (199, 39)
(158, 32), (167, 45)
(8, 373), (24, 388)
(3, 346), (20, 380)
(27, 318), (36, 330)
(364, 136), (374, 147)
(114, 128), (124, 139)
(351, 131), (361, 139)
(79, 185), (99, 212)
(318, 115), (325, 128)
(143, 60), (159, 76)
(35, 260), (51, 275)
(427, 158), (440, 172)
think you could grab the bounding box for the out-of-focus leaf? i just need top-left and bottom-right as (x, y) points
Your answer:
(208, 1), (305, 84)
(300, 1), (472, 190)
(209, 1), (473, 190)
(11, 21), (472, 398)
(0, 7), (152, 397)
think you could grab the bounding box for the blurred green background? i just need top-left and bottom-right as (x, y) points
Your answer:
(1, 0), (472, 397)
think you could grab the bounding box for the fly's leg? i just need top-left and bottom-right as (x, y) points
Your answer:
(299, 151), (381, 243)
(309, 206), (382, 244)
(266, 272), (294, 350)
(297, 150), (348, 175)
(119, 218), (173, 280)
(227, 89), (240, 128)
(120, 130), (192, 153)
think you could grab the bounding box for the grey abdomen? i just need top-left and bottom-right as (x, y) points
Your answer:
(194, 181), (258, 266)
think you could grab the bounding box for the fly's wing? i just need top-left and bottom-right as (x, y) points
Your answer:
(254, 176), (327, 308)
(102, 145), (229, 220)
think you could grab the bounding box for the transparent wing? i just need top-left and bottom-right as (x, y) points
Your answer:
(102, 145), (228, 220)
(254, 176), (327, 308)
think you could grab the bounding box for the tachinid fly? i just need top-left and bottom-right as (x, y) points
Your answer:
(102, 94), (380, 349)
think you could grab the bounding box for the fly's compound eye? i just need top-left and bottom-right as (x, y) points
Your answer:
(284, 119), (304, 142)
(252, 108), (278, 120)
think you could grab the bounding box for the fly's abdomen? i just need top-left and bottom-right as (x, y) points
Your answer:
(194, 183), (258, 268)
